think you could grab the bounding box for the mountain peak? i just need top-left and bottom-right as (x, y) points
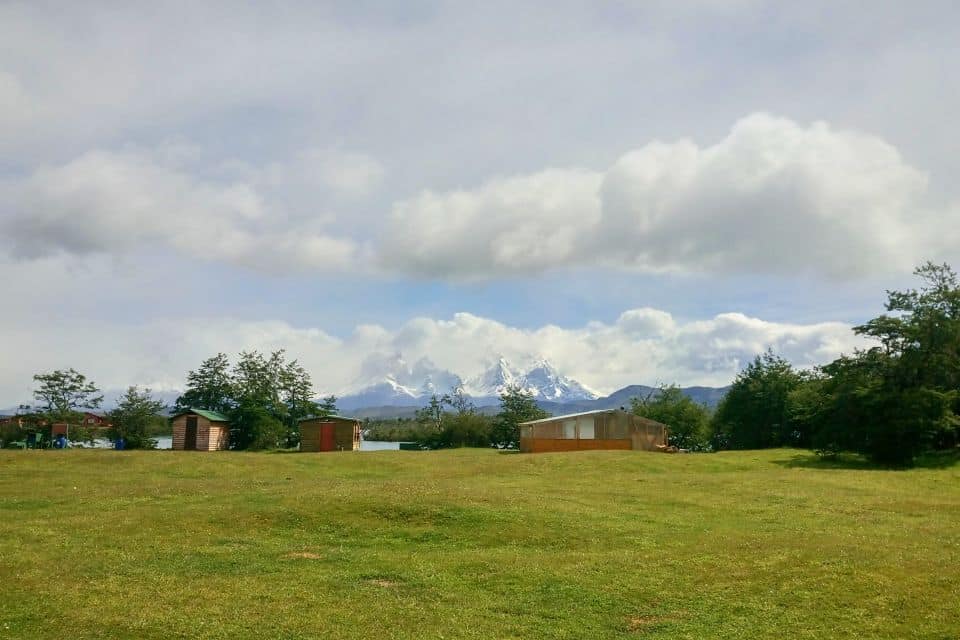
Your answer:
(339, 354), (598, 411)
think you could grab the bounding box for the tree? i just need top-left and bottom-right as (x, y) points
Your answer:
(277, 358), (318, 448)
(108, 387), (165, 449)
(411, 386), (497, 449)
(631, 385), (711, 450)
(230, 401), (287, 451)
(317, 395), (338, 416)
(32, 368), (103, 423)
(711, 351), (804, 450)
(32, 368), (103, 442)
(491, 384), (548, 448)
(230, 350), (312, 450)
(175, 354), (234, 414)
(853, 262), (960, 452)
(445, 385), (476, 416)
(427, 412), (494, 449)
(176, 350), (323, 450)
(415, 394), (447, 431)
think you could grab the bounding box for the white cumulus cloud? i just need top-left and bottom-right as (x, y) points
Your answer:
(381, 113), (950, 279)
(0, 302), (866, 406)
(0, 149), (358, 273)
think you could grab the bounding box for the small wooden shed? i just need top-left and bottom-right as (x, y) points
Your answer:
(299, 415), (361, 452)
(519, 409), (668, 453)
(170, 408), (230, 451)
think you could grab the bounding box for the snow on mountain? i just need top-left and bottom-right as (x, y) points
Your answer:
(339, 353), (463, 410)
(521, 358), (598, 401)
(339, 355), (597, 410)
(462, 356), (524, 398)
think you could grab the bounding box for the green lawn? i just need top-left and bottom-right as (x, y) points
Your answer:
(1, 449), (957, 639)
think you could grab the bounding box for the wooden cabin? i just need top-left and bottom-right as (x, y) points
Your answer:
(81, 411), (111, 428)
(299, 415), (361, 452)
(170, 408), (230, 451)
(518, 409), (668, 453)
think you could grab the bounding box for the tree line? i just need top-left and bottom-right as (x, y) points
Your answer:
(5, 349), (336, 450)
(648, 262), (960, 466)
(3, 369), (167, 449)
(8, 262), (960, 464)
(173, 350), (336, 450)
(364, 385), (549, 449)
(712, 263), (960, 465)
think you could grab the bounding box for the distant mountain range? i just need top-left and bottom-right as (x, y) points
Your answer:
(336, 355), (729, 418)
(2, 358), (729, 420)
(341, 384), (729, 419)
(338, 355), (598, 411)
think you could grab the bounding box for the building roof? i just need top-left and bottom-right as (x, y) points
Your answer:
(298, 414), (360, 423)
(519, 408), (667, 428)
(170, 407), (230, 422)
(518, 409), (614, 426)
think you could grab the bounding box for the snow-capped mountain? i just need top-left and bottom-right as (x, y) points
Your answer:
(338, 355), (597, 410)
(521, 359), (598, 401)
(462, 357), (597, 401)
(339, 354), (463, 409)
(462, 357), (523, 398)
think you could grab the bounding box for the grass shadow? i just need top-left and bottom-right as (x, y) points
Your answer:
(773, 449), (960, 471)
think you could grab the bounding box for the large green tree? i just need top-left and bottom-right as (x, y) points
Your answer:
(631, 385), (712, 450)
(799, 262), (960, 464)
(174, 354), (234, 414)
(277, 358), (320, 447)
(32, 368), (103, 424)
(175, 350), (320, 450)
(230, 350), (317, 450)
(413, 386), (497, 449)
(711, 351), (804, 450)
(852, 262), (960, 453)
(491, 384), (548, 448)
(108, 386), (165, 449)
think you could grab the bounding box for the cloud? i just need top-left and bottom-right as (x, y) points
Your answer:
(382, 113), (948, 279)
(0, 149), (358, 273)
(0, 302), (866, 406)
(313, 150), (385, 198)
(381, 169), (604, 278)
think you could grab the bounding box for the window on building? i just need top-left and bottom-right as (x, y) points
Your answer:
(578, 416), (595, 439)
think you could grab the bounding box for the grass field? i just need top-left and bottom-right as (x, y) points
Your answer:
(1, 448), (958, 639)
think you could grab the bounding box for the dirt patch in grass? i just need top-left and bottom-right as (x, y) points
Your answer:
(283, 551), (323, 560)
(368, 578), (399, 588)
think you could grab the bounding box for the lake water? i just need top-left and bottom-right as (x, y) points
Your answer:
(359, 440), (401, 451)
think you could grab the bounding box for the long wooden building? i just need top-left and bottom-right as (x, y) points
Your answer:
(299, 415), (361, 452)
(170, 408), (230, 451)
(518, 409), (668, 453)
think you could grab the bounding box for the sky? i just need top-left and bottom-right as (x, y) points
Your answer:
(2, 1), (960, 405)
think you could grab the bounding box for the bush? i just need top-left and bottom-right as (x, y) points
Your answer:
(230, 404), (287, 450)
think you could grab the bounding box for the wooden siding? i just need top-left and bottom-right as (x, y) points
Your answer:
(300, 418), (360, 452)
(519, 437), (633, 453)
(518, 410), (668, 454)
(171, 414), (229, 451)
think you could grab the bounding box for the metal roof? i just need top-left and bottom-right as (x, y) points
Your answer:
(520, 408), (668, 429)
(170, 407), (230, 422)
(518, 409), (623, 426)
(298, 414), (360, 423)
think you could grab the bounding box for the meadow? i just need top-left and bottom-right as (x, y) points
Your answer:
(0, 448), (957, 639)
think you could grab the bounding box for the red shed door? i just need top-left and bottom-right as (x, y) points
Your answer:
(320, 423), (335, 451)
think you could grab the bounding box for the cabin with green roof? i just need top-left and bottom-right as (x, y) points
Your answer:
(170, 408), (230, 451)
(299, 415), (361, 452)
